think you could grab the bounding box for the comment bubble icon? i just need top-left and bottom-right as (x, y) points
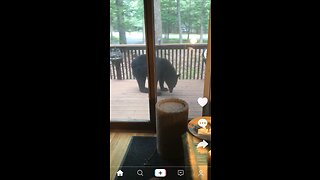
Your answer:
(198, 119), (208, 128)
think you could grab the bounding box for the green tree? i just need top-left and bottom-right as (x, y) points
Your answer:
(116, 0), (127, 44)
(122, 0), (144, 32)
(110, 0), (211, 44)
(161, 0), (177, 39)
(110, 0), (117, 43)
(154, 0), (163, 44)
(177, 0), (182, 43)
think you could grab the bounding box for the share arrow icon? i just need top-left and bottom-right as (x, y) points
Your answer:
(197, 140), (208, 148)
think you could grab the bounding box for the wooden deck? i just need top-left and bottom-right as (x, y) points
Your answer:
(110, 80), (204, 121)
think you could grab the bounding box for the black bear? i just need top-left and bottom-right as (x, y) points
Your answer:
(131, 54), (179, 95)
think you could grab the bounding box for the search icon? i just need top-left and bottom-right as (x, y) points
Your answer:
(137, 169), (143, 176)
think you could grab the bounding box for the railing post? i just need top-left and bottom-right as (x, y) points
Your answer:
(114, 61), (122, 80)
(110, 44), (208, 80)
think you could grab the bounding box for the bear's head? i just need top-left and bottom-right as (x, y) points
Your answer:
(166, 74), (180, 93)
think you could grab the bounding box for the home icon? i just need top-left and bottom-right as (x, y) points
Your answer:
(116, 170), (124, 177)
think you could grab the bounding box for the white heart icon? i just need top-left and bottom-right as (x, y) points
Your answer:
(197, 97), (208, 107)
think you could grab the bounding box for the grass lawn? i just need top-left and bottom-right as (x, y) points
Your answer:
(110, 32), (208, 44)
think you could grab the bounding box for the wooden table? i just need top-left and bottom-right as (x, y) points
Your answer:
(183, 126), (211, 180)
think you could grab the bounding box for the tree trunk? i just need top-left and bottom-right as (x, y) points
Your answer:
(177, 0), (182, 43)
(142, 20), (145, 43)
(187, 0), (192, 40)
(154, 0), (162, 44)
(187, 25), (192, 40)
(110, 23), (113, 43)
(199, 0), (204, 43)
(116, 0), (126, 44)
(200, 22), (204, 43)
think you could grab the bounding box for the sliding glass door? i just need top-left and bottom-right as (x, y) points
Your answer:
(110, 0), (211, 129)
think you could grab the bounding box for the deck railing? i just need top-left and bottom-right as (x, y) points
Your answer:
(110, 43), (207, 80)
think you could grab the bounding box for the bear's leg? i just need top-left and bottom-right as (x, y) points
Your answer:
(136, 77), (162, 95)
(137, 78), (161, 96)
(159, 78), (168, 91)
(136, 77), (148, 93)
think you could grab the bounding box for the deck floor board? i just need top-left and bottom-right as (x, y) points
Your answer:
(111, 80), (204, 120)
